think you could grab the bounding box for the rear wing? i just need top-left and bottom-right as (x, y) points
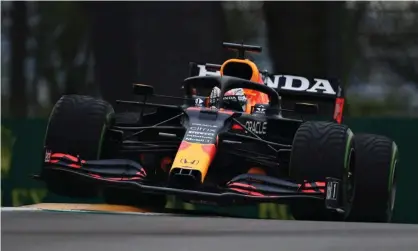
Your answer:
(188, 62), (345, 123)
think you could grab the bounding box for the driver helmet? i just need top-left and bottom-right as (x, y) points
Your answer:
(209, 86), (247, 112)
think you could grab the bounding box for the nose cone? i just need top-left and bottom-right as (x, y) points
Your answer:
(169, 143), (217, 185)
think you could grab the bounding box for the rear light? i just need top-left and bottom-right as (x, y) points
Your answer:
(334, 98), (344, 124)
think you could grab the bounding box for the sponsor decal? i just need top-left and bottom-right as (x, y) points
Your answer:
(245, 120), (267, 135)
(180, 159), (199, 165)
(197, 64), (336, 95)
(254, 104), (266, 114)
(189, 127), (216, 133)
(197, 64), (221, 77)
(266, 75), (336, 95)
(326, 181), (338, 201)
(223, 96), (238, 102)
(184, 123), (219, 144)
(195, 98), (204, 107)
(44, 149), (51, 163)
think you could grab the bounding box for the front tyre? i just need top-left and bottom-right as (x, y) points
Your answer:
(289, 121), (355, 221)
(348, 134), (398, 223)
(43, 95), (114, 197)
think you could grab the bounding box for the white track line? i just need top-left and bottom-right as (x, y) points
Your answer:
(1, 207), (44, 212)
(40, 209), (174, 216)
(0, 207), (173, 216)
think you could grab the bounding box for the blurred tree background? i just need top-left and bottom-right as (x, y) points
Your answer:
(1, 1), (417, 118)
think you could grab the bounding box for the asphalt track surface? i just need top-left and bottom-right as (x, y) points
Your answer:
(3, 210), (418, 251)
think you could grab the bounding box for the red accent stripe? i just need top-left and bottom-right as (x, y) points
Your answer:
(68, 164), (81, 168)
(105, 177), (142, 181)
(334, 98), (345, 124)
(232, 124), (244, 130)
(219, 110), (234, 115)
(48, 160), (81, 169)
(201, 144), (217, 158)
(51, 153), (78, 162)
(230, 187), (264, 197)
(298, 182), (325, 193)
(106, 178), (123, 181)
(228, 182), (257, 190)
(50, 153), (85, 164)
(178, 141), (192, 151)
(299, 182), (324, 193)
(88, 174), (142, 181)
(302, 189), (317, 193)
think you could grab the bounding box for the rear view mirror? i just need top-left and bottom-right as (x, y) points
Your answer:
(133, 84), (154, 96)
(294, 103), (318, 115)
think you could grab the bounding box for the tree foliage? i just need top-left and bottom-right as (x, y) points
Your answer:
(2, 2), (417, 118)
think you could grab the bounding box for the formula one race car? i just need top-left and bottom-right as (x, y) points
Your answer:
(37, 42), (399, 223)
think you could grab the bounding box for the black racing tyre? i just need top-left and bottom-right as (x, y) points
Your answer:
(43, 95), (115, 197)
(289, 121), (355, 221)
(348, 134), (398, 223)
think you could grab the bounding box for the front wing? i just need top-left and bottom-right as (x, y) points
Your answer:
(39, 152), (343, 212)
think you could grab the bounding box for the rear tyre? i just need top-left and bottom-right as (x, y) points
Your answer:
(43, 95), (114, 198)
(348, 134), (398, 223)
(289, 121), (355, 221)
